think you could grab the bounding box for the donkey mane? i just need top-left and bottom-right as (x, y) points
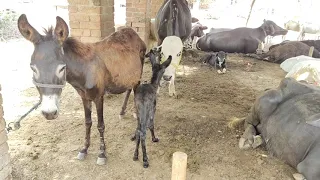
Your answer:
(42, 26), (95, 61)
(63, 38), (95, 61)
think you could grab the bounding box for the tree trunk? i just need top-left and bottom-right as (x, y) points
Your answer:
(246, 0), (256, 26)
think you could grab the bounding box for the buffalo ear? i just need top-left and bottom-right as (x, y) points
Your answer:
(191, 17), (199, 23)
(17, 14), (42, 43)
(200, 26), (208, 30)
(54, 16), (69, 45)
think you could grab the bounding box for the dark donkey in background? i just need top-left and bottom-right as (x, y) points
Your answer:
(155, 0), (192, 45)
(17, 14), (146, 165)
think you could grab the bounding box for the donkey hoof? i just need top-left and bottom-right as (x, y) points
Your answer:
(131, 135), (136, 141)
(77, 152), (87, 160)
(133, 155), (138, 161)
(152, 137), (159, 142)
(96, 157), (107, 165)
(217, 70), (222, 74)
(133, 112), (137, 119)
(119, 114), (124, 120)
(143, 161), (149, 168)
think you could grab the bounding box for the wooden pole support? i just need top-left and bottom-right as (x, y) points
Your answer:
(309, 46), (314, 57)
(171, 151), (188, 180)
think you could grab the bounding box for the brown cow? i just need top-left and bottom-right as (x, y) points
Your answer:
(248, 41), (320, 64)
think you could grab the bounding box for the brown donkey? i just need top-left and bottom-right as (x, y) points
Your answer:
(17, 14), (146, 165)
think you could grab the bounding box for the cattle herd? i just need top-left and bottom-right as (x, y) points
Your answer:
(16, 0), (320, 179)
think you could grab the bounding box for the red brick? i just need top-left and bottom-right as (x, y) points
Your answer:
(70, 29), (83, 37)
(70, 21), (80, 29)
(132, 22), (146, 27)
(80, 21), (101, 30)
(68, 6), (78, 13)
(83, 29), (91, 36)
(126, 3), (133, 7)
(90, 30), (101, 37)
(77, 6), (101, 14)
(68, 0), (90, 5)
(89, 14), (101, 22)
(69, 13), (89, 22)
(80, 37), (101, 43)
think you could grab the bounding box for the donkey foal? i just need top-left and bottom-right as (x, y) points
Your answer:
(132, 49), (172, 168)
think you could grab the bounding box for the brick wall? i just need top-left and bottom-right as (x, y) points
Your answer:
(126, 0), (164, 44)
(68, 0), (114, 43)
(68, 0), (164, 44)
(0, 85), (12, 180)
(151, 0), (164, 18)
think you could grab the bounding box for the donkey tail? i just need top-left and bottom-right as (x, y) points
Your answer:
(227, 116), (246, 129)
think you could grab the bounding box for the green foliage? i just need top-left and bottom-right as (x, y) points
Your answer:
(0, 9), (21, 41)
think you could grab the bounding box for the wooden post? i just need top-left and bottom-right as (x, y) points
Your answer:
(308, 46), (314, 57)
(171, 152), (188, 180)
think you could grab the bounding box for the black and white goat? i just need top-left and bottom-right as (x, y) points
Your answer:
(202, 51), (227, 74)
(132, 48), (172, 168)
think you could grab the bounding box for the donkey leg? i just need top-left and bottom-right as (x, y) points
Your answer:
(119, 89), (132, 119)
(77, 98), (92, 160)
(132, 83), (141, 119)
(95, 96), (107, 165)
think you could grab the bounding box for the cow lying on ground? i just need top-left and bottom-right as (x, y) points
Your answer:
(247, 41), (320, 64)
(196, 20), (288, 53)
(201, 51), (227, 74)
(269, 40), (320, 52)
(209, 27), (232, 34)
(232, 77), (320, 180)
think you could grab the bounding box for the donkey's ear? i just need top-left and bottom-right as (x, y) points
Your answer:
(161, 55), (172, 68)
(54, 16), (69, 45)
(17, 14), (41, 43)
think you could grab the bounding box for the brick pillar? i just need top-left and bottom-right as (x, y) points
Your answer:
(68, 0), (115, 43)
(0, 85), (12, 180)
(126, 0), (151, 43)
(151, 0), (164, 18)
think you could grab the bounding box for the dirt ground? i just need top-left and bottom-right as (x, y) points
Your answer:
(7, 50), (296, 180)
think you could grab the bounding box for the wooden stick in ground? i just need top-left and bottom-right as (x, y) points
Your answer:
(171, 151), (188, 180)
(308, 46), (314, 57)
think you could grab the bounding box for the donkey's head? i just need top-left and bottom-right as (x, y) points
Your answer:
(18, 14), (69, 120)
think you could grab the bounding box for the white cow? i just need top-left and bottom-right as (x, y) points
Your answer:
(155, 36), (183, 97)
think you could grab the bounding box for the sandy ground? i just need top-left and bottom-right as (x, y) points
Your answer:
(5, 47), (297, 180)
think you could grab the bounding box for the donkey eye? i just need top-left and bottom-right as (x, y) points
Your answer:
(177, 52), (181, 57)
